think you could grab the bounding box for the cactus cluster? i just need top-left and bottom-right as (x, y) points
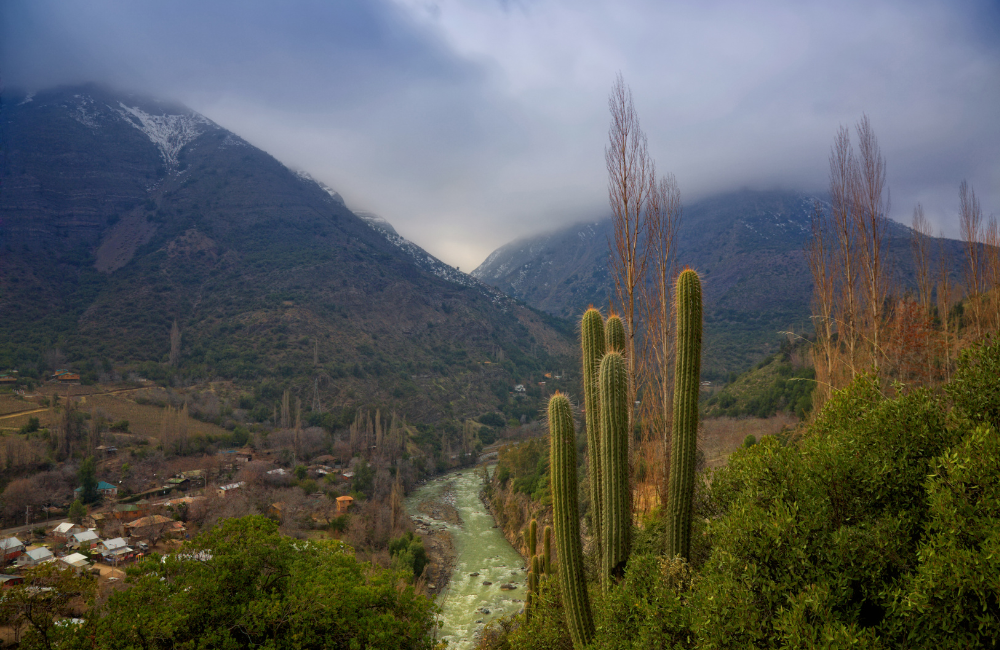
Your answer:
(545, 272), (702, 645)
(547, 393), (595, 647)
(666, 269), (702, 561)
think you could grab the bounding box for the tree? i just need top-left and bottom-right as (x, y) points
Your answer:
(960, 180), (984, 336)
(68, 499), (86, 525)
(77, 516), (437, 650)
(0, 562), (96, 650)
(77, 456), (98, 504)
(606, 73), (650, 445)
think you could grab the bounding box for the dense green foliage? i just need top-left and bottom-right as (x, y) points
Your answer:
(480, 340), (1000, 650)
(703, 343), (815, 419)
(666, 269), (702, 561)
(73, 516), (437, 649)
(389, 531), (429, 580)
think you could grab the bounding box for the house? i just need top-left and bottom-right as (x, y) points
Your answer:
(336, 495), (354, 515)
(125, 515), (174, 540)
(0, 374), (16, 384)
(18, 546), (55, 567)
(1, 536), (25, 562)
(50, 522), (85, 542)
(51, 369), (81, 383)
(217, 481), (245, 497)
(266, 468), (289, 477)
(70, 530), (100, 548)
(112, 504), (141, 522)
(98, 537), (134, 564)
(74, 481), (118, 498)
(0, 574), (24, 587)
(165, 477), (189, 490)
(234, 450), (253, 463)
(59, 553), (90, 571)
(95, 445), (118, 455)
(514, 384), (526, 393)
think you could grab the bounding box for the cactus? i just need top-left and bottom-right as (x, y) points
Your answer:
(529, 519), (538, 558)
(666, 269), (703, 561)
(599, 351), (631, 586)
(543, 525), (552, 575)
(548, 393), (595, 647)
(605, 313), (626, 353)
(532, 554), (541, 581)
(580, 307), (606, 566)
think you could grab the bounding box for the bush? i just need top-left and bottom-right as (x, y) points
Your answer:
(388, 532), (428, 579)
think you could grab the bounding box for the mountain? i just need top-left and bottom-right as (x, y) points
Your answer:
(473, 190), (966, 378)
(0, 84), (575, 424)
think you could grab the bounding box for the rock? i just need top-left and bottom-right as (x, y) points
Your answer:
(482, 581), (492, 586)
(499, 583), (517, 590)
(469, 572), (479, 577)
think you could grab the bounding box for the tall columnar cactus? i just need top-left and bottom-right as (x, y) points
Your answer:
(548, 393), (595, 648)
(528, 519), (538, 558)
(666, 269), (703, 561)
(543, 525), (552, 575)
(580, 307), (606, 564)
(605, 313), (626, 353)
(599, 351), (631, 586)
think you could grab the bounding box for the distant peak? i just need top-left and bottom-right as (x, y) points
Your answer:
(355, 211), (398, 237)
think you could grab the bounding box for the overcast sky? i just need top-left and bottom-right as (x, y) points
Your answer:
(4, 0), (999, 269)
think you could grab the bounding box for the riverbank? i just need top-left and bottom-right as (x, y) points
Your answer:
(411, 478), (462, 596)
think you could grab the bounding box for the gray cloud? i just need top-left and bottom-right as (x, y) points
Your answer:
(4, 0), (999, 269)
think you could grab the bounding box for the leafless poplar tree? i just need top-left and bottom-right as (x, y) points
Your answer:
(959, 180), (984, 337)
(606, 72), (650, 440)
(807, 201), (835, 403)
(829, 126), (860, 377)
(852, 115), (889, 371)
(937, 235), (954, 381)
(911, 203), (934, 315)
(985, 216), (1000, 329)
(640, 169), (681, 496)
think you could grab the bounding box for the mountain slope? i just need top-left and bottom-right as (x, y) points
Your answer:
(0, 85), (574, 423)
(473, 190), (966, 378)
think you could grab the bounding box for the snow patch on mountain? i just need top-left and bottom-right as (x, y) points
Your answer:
(293, 171), (346, 206)
(114, 103), (213, 168)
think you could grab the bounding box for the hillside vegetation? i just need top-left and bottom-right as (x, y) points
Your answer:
(479, 337), (1000, 649)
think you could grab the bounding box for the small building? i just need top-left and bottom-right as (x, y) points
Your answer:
(112, 504), (141, 522)
(70, 530), (100, 548)
(0, 374), (17, 384)
(0, 574), (24, 587)
(125, 515), (174, 540)
(50, 522), (84, 542)
(514, 384), (526, 393)
(95, 445), (118, 455)
(1, 536), (25, 562)
(234, 450), (253, 463)
(218, 481), (245, 497)
(266, 468), (289, 477)
(74, 481), (119, 499)
(336, 495), (354, 515)
(98, 538), (134, 564)
(59, 552), (91, 571)
(165, 477), (189, 490)
(18, 546), (55, 567)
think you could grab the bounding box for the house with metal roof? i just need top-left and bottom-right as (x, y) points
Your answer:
(74, 481), (119, 498)
(1, 536), (24, 562)
(18, 546), (55, 566)
(70, 530), (100, 547)
(59, 553), (90, 571)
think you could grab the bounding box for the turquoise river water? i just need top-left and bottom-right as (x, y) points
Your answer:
(406, 468), (527, 649)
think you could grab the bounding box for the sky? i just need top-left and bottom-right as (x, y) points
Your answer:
(3, 0), (999, 270)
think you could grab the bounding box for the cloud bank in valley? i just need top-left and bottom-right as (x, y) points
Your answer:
(3, 0), (999, 268)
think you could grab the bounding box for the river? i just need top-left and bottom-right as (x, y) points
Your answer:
(406, 467), (527, 649)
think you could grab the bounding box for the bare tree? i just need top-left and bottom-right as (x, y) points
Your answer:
(640, 169), (681, 497)
(807, 201), (836, 404)
(606, 72), (651, 443)
(911, 203), (934, 315)
(852, 115), (890, 372)
(937, 234), (954, 381)
(985, 216), (1000, 329)
(960, 180), (984, 336)
(830, 126), (860, 378)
